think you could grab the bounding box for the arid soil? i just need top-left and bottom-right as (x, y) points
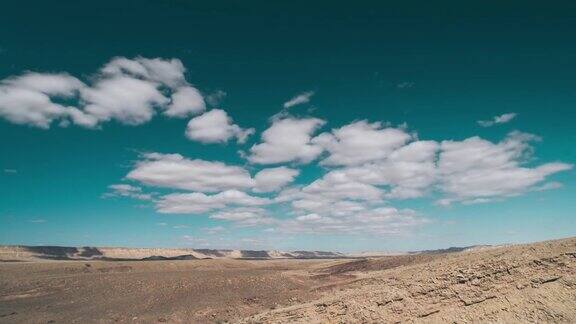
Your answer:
(246, 237), (576, 323)
(0, 259), (339, 323)
(0, 237), (574, 323)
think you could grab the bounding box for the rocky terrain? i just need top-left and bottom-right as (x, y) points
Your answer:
(246, 237), (576, 323)
(0, 237), (574, 323)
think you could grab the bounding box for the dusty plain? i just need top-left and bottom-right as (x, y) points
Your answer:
(1, 237), (575, 323)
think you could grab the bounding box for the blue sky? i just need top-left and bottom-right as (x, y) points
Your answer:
(1, 1), (575, 251)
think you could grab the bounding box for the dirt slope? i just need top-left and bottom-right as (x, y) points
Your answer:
(243, 237), (576, 323)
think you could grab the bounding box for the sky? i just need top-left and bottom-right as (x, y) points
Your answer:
(1, 1), (575, 252)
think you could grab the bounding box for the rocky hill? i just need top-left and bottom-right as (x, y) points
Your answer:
(244, 237), (576, 323)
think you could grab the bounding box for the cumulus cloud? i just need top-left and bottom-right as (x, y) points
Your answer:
(165, 86), (205, 118)
(277, 206), (427, 235)
(82, 56), (203, 125)
(283, 91), (314, 108)
(321, 140), (439, 199)
(4, 57), (570, 239)
(100, 56), (186, 88)
(437, 131), (573, 205)
(81, 76), (167, 125)
(313, 120), (413, 166)
(185, 109), (254, 144)
(247, 117), (325, 164)
(127, 153), (255, 192)
(104, 184), (153, 200)
(210, 207), (272, 226)
(266, 163), (430, 235)
(301, 174), (383, 202)
(254, 167), (299, 192)
(127, 153), (298, 195)
(75, 64), (569, 237)
(270, 171), (391, 233)
(156, 190), (270, 214)
(114, 123), (571, 236)
(0, 57), (206, 129)
(3, 72), (84, 96)
(0, 72), (87, 128)
(478, 113), (517, 127)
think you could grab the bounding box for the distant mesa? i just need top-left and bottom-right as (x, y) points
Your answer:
(192, 249), (228, 257)
(141, 255), (198, 261)
(240, 250), (271, 259)
(0, 244), (490, 262)
(0, 245), (349, 262)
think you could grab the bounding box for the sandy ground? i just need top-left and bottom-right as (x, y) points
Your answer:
(1, 237), (575, 323)
(0, 259), (344, 323)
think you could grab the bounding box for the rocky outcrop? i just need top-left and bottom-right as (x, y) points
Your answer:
(244, 237), (576, 323)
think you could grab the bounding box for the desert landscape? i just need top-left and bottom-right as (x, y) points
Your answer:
(1, 237), (575, 323)
(2, 2), (575, 323)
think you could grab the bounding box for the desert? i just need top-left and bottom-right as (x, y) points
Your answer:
(1, 237), (575, 323)
(1, 2), (575, 323)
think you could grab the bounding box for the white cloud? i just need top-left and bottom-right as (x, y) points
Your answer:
(127, 153), (255, 192)
(210, 207), (272, 226)
(296, 213), (322, 222)
(165, 86), (205, 118)
(95, 57), (205, 121)
(265, 129), (571, 233)
(533, 181), (563, 192)
(185, 109), (254, 144)
(313, 120), (413, 166)
(277, 206), (427, 235)
(105, 184), (153, 200)
(247, 117), (325, 164)
(0, 57), (206, 128)
(0, 72), (86, 128)
(271, 171), (389, 230)
(437, 132), (573, 204)
(301, 174), (383, 201)
(100, 56), (186, 88)
(283, 91), (314, 108)
(270, 175), (404, 235)
(322, 140), (440, 199)
(126, 153), (297, 196)
(3, 72), (84, 96)
(254, 167), (299, 192)
(64, 107), (99, 128)
(478, 113), (517, 127)
(114, 123), (570, 236)
(81, 76), (167, 125)
(156, 190), (270, 214)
